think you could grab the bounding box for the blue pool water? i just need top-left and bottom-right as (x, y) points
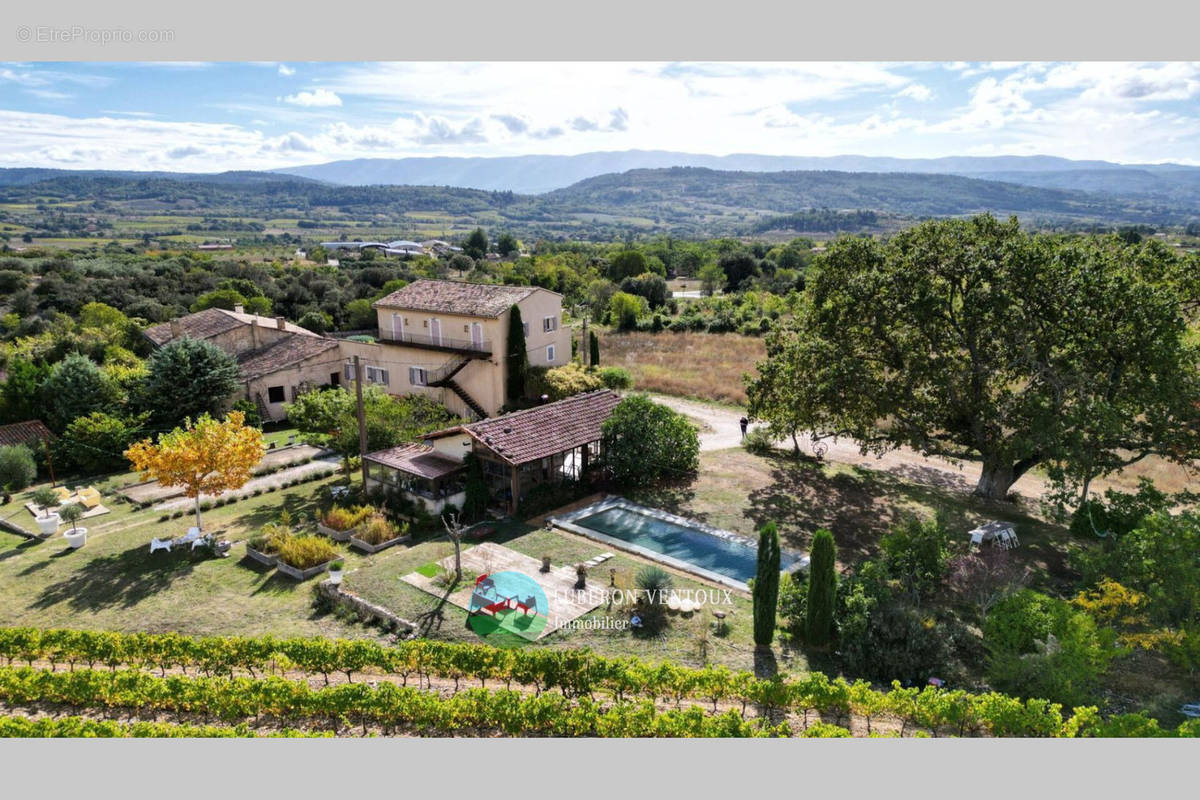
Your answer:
(571, 505), (801, 585)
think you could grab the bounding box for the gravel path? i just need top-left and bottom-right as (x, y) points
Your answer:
(153, 455), (342, 511)
(642, 392), (1053, 499)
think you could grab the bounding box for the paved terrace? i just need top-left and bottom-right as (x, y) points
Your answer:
(400, 541), (605, 640)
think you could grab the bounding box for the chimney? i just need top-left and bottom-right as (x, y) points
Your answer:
(250, 317), (260, 349)
(234, 304), (244, 314)
(276, 317), (287, 331)
(169, 320), (182, 338)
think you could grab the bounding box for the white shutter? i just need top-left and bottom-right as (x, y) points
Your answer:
(344, 363), (353, 380)
(379, 369), (389, 386)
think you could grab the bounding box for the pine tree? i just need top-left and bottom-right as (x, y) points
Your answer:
(753, 521), (781, 648)
(805, 529), (837, 646)
(589, 330), (600, 367)
(506, 305), (528, 403)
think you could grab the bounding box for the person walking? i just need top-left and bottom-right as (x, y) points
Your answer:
(739, 416), (749, 439)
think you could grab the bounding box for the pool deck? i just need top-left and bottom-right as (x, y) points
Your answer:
(550, 496), (808, 593)
(399, 542), (604, 640)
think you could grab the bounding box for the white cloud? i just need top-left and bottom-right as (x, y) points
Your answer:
(897, 83), (934, 102)
(280, 88), (342, 107)
(278, 64), (296, 77)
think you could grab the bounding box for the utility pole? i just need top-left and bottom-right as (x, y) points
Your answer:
(354, 355), (369, 489)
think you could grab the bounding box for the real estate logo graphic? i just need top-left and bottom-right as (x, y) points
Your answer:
(466, 570), (549, 642)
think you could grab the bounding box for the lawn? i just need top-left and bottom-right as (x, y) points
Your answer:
(631, 448), (1079, 594)
(598, 331), (765, 405)
(0, 473), (372, 640)
(341, 521), (801, 674)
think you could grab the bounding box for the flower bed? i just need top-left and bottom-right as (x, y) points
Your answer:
(348, 513), (410, 554)
(317, 505), (374, 542)
(275, 535), (339, 581)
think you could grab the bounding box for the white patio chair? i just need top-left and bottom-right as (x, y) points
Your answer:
(191, 533), (213, 551)
(150, 538), (173, 554)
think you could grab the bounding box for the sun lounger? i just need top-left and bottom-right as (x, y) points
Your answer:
(54, 486), (73, 502)
(150, 537), (173, 554)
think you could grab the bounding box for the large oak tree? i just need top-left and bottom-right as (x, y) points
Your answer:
(747, 215), (1200, 501)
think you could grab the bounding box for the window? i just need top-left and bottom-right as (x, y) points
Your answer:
(266, 386), (286, 404)
(546, 344), (556, 363)
(365, 366), (389, 385)
(522, 322), (529, 337)
(543, 316), (558, 333)
(409, 367), (428, 386)
(343, 362), (354, 381)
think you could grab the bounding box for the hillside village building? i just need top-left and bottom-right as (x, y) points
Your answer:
(142, 280), (571, 423)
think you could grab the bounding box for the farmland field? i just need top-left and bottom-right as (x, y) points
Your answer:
(598, 331), (765, 405)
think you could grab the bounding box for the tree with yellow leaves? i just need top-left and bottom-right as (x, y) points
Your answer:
(125, 411), (264, 531)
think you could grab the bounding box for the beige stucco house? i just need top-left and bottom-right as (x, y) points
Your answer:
(143, 306), (343, 422)
(339, 279), (571, 420)
(143, 279), (570, 424)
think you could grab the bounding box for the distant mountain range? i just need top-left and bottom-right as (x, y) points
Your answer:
(267, 150), (1200, 203)
(5, 164), (1196, 238)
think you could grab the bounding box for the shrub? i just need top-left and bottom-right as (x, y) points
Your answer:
(595, 366), (632, 390)
(743, 426), (774, 455)
(879, 512), (951, 602)
(248, 520), (293, 554)
(320, 505), (373, 532)
(542, 362), (603, 401)
(984, 589), (1116, 708)
(277, 536), (338, 570)
(778, 572), (807, 642)
(634, 565), (674, 629)
(0, 445), (37, 500)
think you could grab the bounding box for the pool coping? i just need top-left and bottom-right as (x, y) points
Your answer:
(550, 495), (808, 594)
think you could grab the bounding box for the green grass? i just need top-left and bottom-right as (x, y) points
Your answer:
(0, 473), (373, 640)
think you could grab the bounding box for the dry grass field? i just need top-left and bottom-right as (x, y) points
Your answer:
(598, 331), (765, 405)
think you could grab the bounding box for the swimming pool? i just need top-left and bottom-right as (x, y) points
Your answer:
(551, 498), (807, 590)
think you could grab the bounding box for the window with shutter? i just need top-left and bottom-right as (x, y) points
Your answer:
(344, 363), (353, 380)
(547, 344), (556, 362)
(379, 369), (389, 385)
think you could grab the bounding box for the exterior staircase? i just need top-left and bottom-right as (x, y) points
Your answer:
(428, 356), (488, 419)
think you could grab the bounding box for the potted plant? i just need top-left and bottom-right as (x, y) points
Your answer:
(540, 555), (552, 573)
(31, 486), (62, 537)
(349, 513), (411, 554)
(575, 563), (588, 589)
(58, 503), (87, 549)
(328, 559), (346, 585)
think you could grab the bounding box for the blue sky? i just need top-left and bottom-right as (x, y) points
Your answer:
(1, 61), (1198, 171)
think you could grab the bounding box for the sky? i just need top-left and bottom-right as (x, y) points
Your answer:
(0, 61), (1198, 171)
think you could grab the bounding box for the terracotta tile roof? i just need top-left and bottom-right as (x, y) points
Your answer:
(0, 419), (54, 449)
(433, 390), (621, 465)
(237, 335), (341, 380)
(144, 308), (320, 346)
(364, 443), (466, 480)
(373, 279), (544, 318)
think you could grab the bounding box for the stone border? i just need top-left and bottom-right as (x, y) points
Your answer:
(551, 495), (808, 593)
(316, 581), (416, 636)
(244, 545), (277, 567)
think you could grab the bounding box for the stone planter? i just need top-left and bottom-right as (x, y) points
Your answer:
(317, 523), (356, 543)
(275, 559), (334, 581)
(349, 531), (411, 554)
(36, 513), (61, 537)
(244, 545), (278, 567)
(327, 568), (345, 585)
(62, 527), (87, 549)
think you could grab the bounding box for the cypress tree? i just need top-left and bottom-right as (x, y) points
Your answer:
(805, 529), (837, 646)
(589, 330), (600, 367)
(753, 521), (781, 648)
(506, 304), (528, 403)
